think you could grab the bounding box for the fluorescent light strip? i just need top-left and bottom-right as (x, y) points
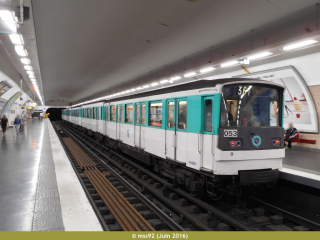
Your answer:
(221, 61), (239, 68)
(160, 79), (168, 84)
(247, 52), (273, 60)
(9, 34), (24, 45)
(200, 67), (215, 73)
(0, 10), (15, 21)
(170, 76), (181, 81)
(143, 85), (150, 88)
(184, 72), (197, 77)
(151, 82), (159, 86)
(24, 65), (32, 71)
(26, 71), (34, 75)
(136, 87), (143, 90)
(29, 74), (35, 78)
(283, 40), (318, 50)
(130, 88), (136, 92)
(15, 45), (28, 57)
(21, 58), (30, 64)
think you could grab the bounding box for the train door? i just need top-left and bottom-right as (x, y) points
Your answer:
(201, 96), (215, 170)
(116, 105), (123, 140)
(134, 103), (141, 148)
(175, 98), (188, 164)
(165, 99), (176, 160)
(105, 106), (109, 136)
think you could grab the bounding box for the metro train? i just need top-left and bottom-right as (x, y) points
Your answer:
(62, 79), (285, 198)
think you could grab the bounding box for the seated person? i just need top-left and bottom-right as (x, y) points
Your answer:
(284, 122), (298, 150)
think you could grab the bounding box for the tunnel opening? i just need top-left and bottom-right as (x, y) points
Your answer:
(46, 108), (64, 121)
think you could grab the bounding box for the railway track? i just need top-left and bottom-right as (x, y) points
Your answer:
(55, 121), (320, 231)
(63, 137), (155, 231)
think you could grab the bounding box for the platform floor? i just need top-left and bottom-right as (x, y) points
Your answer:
(0, 119), (102, 231)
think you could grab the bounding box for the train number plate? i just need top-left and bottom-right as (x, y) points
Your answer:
(224, 129), (238, 137)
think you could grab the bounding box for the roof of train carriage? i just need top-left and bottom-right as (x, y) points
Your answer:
(79, 78), (284, 107)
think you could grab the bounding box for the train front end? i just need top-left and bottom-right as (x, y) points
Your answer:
(215, 81), (285, 188)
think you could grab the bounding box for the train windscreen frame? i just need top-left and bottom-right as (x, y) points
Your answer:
(220, 83), (283, 128)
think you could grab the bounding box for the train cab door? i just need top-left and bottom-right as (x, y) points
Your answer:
(134, 103), (141, 148)
(201, 96), (215, 171)
(165, 99), (176, 160)
(116, 105), (123, 140)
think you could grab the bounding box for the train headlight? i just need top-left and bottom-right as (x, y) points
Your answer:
(271, 138), (281, 146)
(229, 139), (242, 148)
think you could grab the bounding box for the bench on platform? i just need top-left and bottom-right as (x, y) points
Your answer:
(286, 131), (317, 144)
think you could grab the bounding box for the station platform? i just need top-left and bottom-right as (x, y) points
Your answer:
(0, 118), (102, 231)
(281, 147), (320, 189)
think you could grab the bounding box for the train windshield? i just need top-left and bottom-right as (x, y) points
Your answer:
(220, 84), (282, 127)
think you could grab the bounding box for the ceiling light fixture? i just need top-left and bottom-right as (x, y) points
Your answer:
(0, 10), (15, 21)
(247, 52), (273, 60)
(184, 72), (197, 77)
(9, 34), (24, 45)
(15, 45), (28, 57)
(26, 71), (34, 75)
(170, 76), (181, 81)
(283, 40), (318, 50)
(221, 61), (239, 68)
(29, 74), (35, 78)
(21, 58), (30, 64)
(151, 82), (159, 86)
(125, 90), (130, 93)
(143, 85), (150, 88)
(24, 65), (32, 71)
(200, 67), (215, 73)
(160, 79), (168, 84)
(137, 87), (143, 90)
(130, 89), (136, 92)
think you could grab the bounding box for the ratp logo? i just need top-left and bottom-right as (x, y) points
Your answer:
(251, 135), (262, 148)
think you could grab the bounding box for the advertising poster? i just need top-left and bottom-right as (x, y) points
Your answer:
(235, 66), (318, 133)
(0, 81), (12, 97)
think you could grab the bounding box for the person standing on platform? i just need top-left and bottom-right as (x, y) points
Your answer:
(21, 111), (27, 130)
(284, 122), (298, 150)
(1, 115), (8, 134)
(14, 114), (21, 135)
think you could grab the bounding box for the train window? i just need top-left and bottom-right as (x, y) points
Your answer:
(117, 106), (123, 122)
(93, 108), (96, 119)
(149, 102), (162, 127)
(105, 107), (109, 121)
(178, 101), (187, 129)
(125, 105), (133, 123)
(167, 102), (174, 128)
(136, 104), (140, 124)
(220, 84), (281, 127)
(204, 99), (212, 132)
(111, 106), (116, 121)
(141, 104), (146, 125)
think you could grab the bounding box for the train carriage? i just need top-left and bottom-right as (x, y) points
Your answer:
(66, 79), (285, 197)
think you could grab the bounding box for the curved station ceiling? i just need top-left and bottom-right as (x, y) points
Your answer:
(30, 0), (320, 106)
